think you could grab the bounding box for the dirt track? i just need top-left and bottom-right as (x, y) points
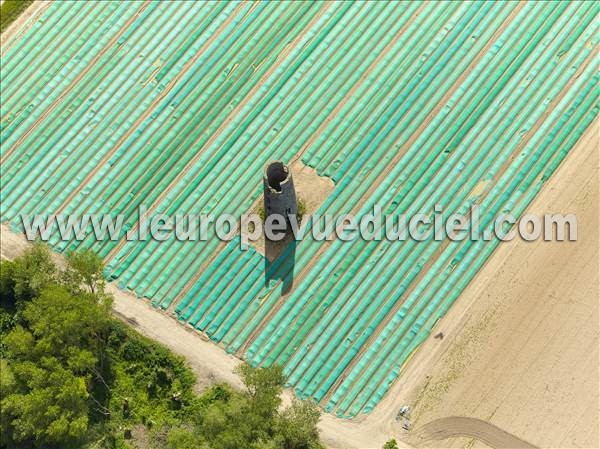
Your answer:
(410, 417), (537, 449)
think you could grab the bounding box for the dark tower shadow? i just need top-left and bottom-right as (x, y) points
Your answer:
(265, 231), (296, 295)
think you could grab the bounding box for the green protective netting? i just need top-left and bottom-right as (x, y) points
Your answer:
(2, 0), (597, 418)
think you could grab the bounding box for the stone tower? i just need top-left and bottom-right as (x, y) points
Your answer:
(263, 161), (297, 223)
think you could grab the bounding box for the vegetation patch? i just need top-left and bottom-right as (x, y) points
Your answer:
(258, 197), (307, 223)
(0, 0), (33, 34)
(0, 244), (324, 449)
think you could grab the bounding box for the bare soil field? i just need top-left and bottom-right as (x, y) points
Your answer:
(410, 417), (537, 449)
(402, 121), (599, 449)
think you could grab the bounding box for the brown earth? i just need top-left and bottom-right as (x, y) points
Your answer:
(410, 417), (537, 449)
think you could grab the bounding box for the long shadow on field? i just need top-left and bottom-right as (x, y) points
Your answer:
(264, 231), (296, 295)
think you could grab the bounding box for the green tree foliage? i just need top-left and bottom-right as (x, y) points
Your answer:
(166, 427), (209, 449)
(0, 0), (33, 34)
(275, 399), (322, 449)
(0, 244), (325, 449)
(0, 242), (56, 307)
(236, 363), (284, 421)
(20, 285), (111, 360)
(63, 249), (106, 295)
(180, 364), (323, 449)
(1, 285), (110, 448)
(382, 439), (400, 449)
(0, 246), (112, 448)
(1, 353), (89, 447)
(0, 309), (14, 356)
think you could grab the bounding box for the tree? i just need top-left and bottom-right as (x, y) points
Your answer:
(62, 249), (106, 295)
(1, 354), (89, 448)
(236, 362), (284, 420)
(275, 399), (322, 449)
(0, 244), (327, 448)
(166, 426), (207, 449)
(0, 286), (111, 448)
(383, 439), (400, 449)
(200, 393), (256, 449)
(198, 364), (324, 449)
(0, 242), (57, 307)
(22, 285), (111, 361)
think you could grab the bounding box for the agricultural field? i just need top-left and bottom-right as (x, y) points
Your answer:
(1, 2), (598, 447)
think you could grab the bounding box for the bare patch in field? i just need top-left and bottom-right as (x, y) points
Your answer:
(243, 160), (335, 262)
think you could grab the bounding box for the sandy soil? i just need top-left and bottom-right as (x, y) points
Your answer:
(0, 1), (50, 52)
(400, 121), (599, 449)
(305, 120), (599, 449)
(241, 160), (335, 261)
(410, 417), (536, 449)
